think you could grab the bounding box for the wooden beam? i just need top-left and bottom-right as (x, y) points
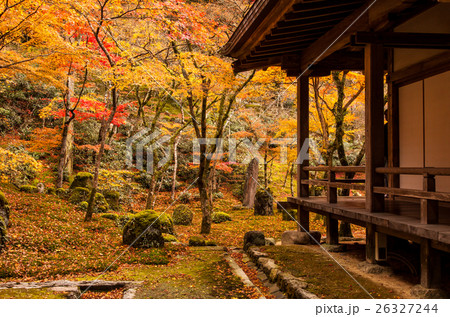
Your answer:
(365, 43), (385, 213)
(327, 171), (337, 203)
(352, 32), (450, 49)
(387, 48), (400, 189)
(420, 238), (441, 289)
(326, 216), (339, 245)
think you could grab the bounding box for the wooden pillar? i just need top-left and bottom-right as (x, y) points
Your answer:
(387, 49), (399, 190)
(421, 174), (439, 224)
(326, 216), (339, 245)
(366, 223), (376, 264)
(365, 43), (385, 212)
(297, 75), (310, 232)
(327, 170), (337, 203)
(420, 238), (441, 288)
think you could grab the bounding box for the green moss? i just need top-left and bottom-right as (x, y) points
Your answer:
(0, 216), (7, 249)
(69, 172), (93, 190)
(211, 212), (231, 223)
(162, 233), (178, 243)
(0, 288), (67, 299)
(189, 236), (206, 246)
(173, 205), (193, 226)
(212, 192), (224, 200)
(94, 193), (109, 213)
(19, 185), (38, 193)
(69, 187), (90, 203)
(142, 210), (173, 234)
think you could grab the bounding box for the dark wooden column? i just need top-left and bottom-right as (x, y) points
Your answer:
(365, 43), (385, 212)
(366, 223), (376, 264)
(297, 75), (310, 232)
(387, 48), (400, 190)
(420, 238), (441, 288)
(326, 216), (339, 245)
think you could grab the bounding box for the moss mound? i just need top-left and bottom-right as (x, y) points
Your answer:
(103, 190), (120, 211)
(78, 201), (88, 211)
(172, 205), (193, 226)
(211, 212), (231, 223)
(94, 193), (109, 213)
(19, 185), (38, 193)
(0, 216), (7, 250)
(141, 210), (174, 234)
(122, 211), (164, 248)
(68, 187), (90, 203)
(69, 172), (93, 190)
(56, 188), (68, 197)
(46, 188), (56, 195)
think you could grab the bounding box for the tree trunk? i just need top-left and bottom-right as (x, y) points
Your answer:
(199, 160), (212, 234)
(242, 158), (259, 208)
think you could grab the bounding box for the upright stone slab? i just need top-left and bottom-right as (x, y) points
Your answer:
(242, 158), (259, 208)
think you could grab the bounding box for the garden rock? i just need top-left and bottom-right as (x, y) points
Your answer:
(281, 230), (310, 245)
(19, 185), (38, 193)
(244, 231), (265, 250)
(0, 191), (10, 226)
(103, 190), (120, 211)
(36, 183), (45, 193)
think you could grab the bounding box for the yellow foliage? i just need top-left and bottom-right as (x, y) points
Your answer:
(0, 148), (42, 184)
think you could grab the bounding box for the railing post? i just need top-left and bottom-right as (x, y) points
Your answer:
(327, 170), (337, 203)
(326, 216), (339, 245)
(421, 173), (438, 224)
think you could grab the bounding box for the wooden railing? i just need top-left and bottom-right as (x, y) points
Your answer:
(375, 167), (450, 224)
(302, 166), (366, 203)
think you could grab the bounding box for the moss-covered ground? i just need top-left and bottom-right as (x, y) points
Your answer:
(262, 245), (400, 299)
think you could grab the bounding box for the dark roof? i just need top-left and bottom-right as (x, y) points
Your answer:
(222, 0), (433, 74)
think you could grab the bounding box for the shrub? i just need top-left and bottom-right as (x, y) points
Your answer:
(178, 192), (191, 204)
(211, 212), (231, 223)
(0, 148), (42, 184)
(19, 185), (38, 193)
(172, 205), (193, 226)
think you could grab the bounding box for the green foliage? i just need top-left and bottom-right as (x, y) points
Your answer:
(172, 205), (193, 226)
(0, 148), (42, 185)
(211, 212), (231, 223)
(94, 193), (109, 213)
(69, 172), (93, 190)
(0, 191), (7, 206)
(232, 184), (244, 202)
(19, 185), (38, 193)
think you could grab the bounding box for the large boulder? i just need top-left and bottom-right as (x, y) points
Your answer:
(244, 231), (265, 250)
(69, 172), (93, 190)
(122, 211), (164, 248)
(254, 188), (274, 216)
(173, 205), (193, 225)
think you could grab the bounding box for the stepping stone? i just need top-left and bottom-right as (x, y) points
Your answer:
(269, 285), (280, 293)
